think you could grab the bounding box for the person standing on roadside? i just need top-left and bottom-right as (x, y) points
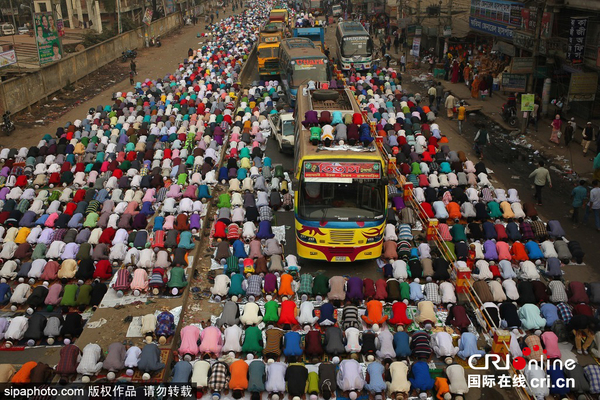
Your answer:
(564, 117), (576, 147)
(582, 122), (594, 157)
(436, 81), (443, 109)
(400, 53), (406, 72)
(456, 101), (466, 134)
(485, 74), (494, 98)
(427, 84), (436, 107)
(529, 160), (552, 206)
(130, 59), (137, 75)
(444, 92), (455, 119)
(583, 180), (600, 231)
(571, 180), (588, 223)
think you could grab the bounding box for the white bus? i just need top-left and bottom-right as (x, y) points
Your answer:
(335, 21), (373, 71)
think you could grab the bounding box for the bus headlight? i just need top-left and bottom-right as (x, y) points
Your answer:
(366, 234), (383, 243)
(298, 233), (316, 243)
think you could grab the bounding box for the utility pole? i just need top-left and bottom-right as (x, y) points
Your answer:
(520, 0), (545, 134)
(416, 0), (421, 25)
(117, 0), (122, 34)
(7, 0), (17, 29)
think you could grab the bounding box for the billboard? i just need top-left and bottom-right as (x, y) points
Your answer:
(469, 0), (523, 39)
(33, 12), (63, 65)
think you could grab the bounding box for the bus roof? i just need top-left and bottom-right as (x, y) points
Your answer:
(295, 86), (385, 176)
(281, 37), (316, 49)
(338, 21), (369, 36)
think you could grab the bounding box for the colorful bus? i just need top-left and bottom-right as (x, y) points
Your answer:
(294, 86), (387, 262)
(335, 21), (374, 71)
(278, 38), (330, 106)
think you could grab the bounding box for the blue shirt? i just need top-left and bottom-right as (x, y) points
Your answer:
(540, 303), (559, 327)
(393, 331), (411, 357)
(172, 360), (192, 383)
(364, 362), (387, 393)
(571, 185), (588, 207)
(525, 241), (544, 259)
(283, 331), (303, 357)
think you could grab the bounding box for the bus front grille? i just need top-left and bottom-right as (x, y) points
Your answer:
(265, 60), (279, 69)
(330, 230), (354, 243)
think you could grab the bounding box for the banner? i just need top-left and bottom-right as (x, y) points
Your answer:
(33, 12), (63, 65)
(0, 50), (17, 68)
(567, 17), (587, 64)
(520, 94), (535, 112)
(142, 8), (153, 25)
(411, 36), (421, 57)
(520, 8), (552, 38)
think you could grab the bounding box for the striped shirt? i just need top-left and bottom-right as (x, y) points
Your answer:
(341, 306), (360, 330)
(264, 328), (284, 357)
(398, 224), (413, 240)
(410, 331), (432, 359)
(548, 281), (568, 303)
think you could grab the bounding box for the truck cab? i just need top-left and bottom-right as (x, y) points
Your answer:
(268, 112), (295, 153)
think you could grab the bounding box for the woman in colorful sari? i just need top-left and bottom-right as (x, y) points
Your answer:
(471, 75), (480, 99)
(550, 114), (562, 144)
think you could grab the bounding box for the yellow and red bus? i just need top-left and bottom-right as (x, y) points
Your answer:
(294, 86), (387, 262)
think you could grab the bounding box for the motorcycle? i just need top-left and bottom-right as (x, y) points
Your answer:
(2, 111), (15, 136)
(155, 36), (161, 47)
(121, 49), (137, 62)
(501, 103), (518, 127)
(149, 36), (156, 47)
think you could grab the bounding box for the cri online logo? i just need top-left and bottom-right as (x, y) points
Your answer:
(468, 346), (576, 371)
(512, 346), (544, 370)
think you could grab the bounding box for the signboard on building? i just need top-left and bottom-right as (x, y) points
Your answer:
(33, 12), (63, 65)
(520, 8), (552, 38)
(568, 72), (598, 102)
(502, 73), (527, 92)
(0, 50), (17, 68)
(443, 26), (452, 37)
(513, 31), (533, 49)
(469, 0), (523, 39)
(567, 17), (587, 64)
(511, 57), (534, 74)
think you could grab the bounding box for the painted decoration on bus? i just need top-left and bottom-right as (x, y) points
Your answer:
(264, 37), (279, 43)
(296, 58), (324, 65)
(303, 161), (381, 179)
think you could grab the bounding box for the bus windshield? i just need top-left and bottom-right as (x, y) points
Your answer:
(341, 36), (372, 58)
(299, 180), (385, 221)
(292, 60), (328, 85)
(258, 46), (279, 58)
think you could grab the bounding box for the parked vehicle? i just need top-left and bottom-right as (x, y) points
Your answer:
(155, 36), (161, 47)
(268, 112), (295, 153)
(121, 49), (137, 62)
(332, 4), (342, 17)
(501, 103), (518, 127)
(1, 24), (15, 36)
(17, 27), (29, 35)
